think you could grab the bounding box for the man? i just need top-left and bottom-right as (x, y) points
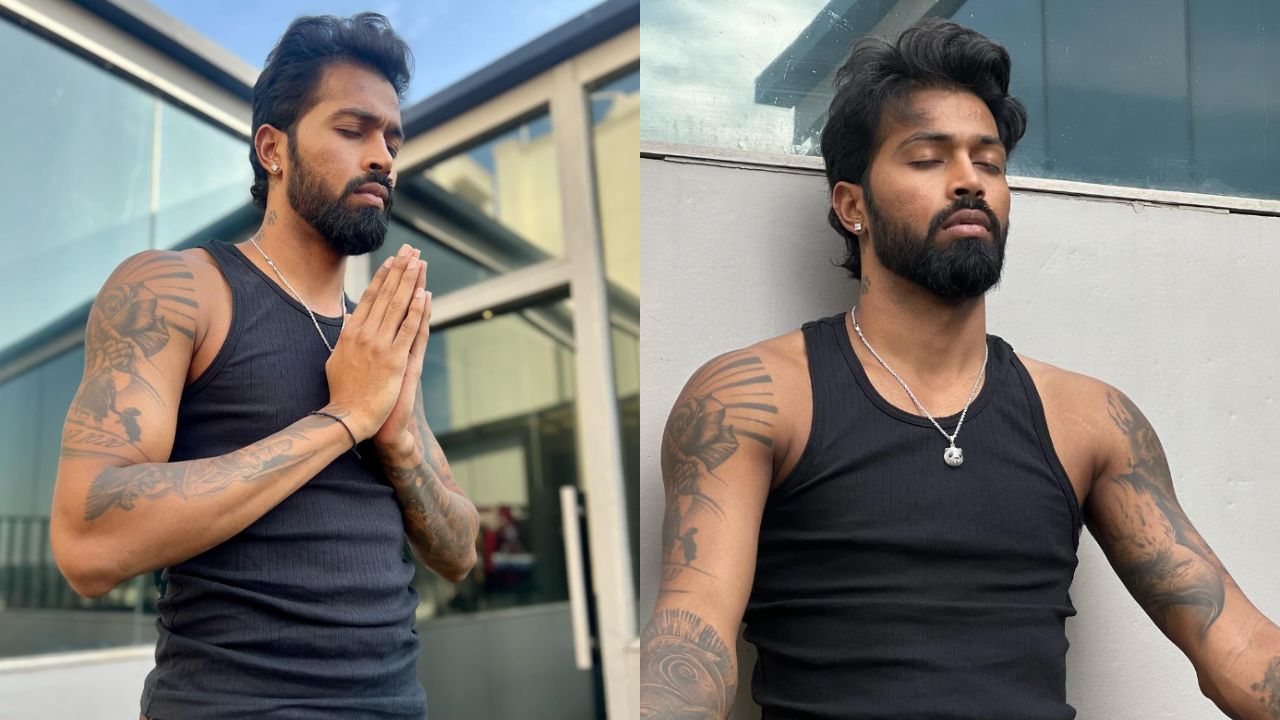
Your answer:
(641, 19), (1280, 720)
(49, 13), (478, 720)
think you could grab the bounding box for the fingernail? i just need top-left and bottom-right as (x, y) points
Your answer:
(383, 257), (393, 268)
(426, 291), (432, 301)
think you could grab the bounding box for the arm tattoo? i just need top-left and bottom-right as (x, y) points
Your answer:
(641, 608), (736, 719)
(1252, 657), (1280, 719)
(660, 351), (776, 591)
(382, 384), (478, 576)
(65, 252), (198, 461)
(1097, 391), (1227, 638)
(82, 425), (316, 521)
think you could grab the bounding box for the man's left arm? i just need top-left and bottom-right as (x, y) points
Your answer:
(375, 380), (479, 583)
(1089, 388), (1280, 718)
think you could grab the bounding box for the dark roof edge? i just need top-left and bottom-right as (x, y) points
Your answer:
(72, 0), (257, 102)
(402, 0), (638, 138)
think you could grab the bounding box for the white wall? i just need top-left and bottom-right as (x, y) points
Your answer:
(639, 155), (1280, 719)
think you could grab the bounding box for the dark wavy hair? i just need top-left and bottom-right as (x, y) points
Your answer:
(820, 19), (1027, 278)
(249, 13), (413, 208)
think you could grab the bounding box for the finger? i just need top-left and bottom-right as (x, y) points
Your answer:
(393, 288), (427, 354)
(350, 256), (393, 326)
(371, 255), (415, 332)
(407, 291), (431, 362)
(333, 313), (354, 348)
(379, 257), (421, 338)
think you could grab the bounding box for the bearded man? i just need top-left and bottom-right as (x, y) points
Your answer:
(50, 13), (478, 720)
(642, 19), (1280, 720)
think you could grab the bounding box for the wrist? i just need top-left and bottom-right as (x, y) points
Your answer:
(317, 404), (372, 444)
(374, 430), (418, 466)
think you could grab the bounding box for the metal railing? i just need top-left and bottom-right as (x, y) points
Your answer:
(0, 515), (152, 612)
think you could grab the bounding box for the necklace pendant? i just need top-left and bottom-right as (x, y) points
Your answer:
(943, 446), (964, 468)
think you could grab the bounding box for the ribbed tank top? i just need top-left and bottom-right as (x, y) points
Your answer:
(742, 313), (1083, 720)
(141, 240), (425, 719)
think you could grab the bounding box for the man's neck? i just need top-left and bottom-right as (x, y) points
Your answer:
(242, 204), (347, 316)
(851, 267), (988, 387)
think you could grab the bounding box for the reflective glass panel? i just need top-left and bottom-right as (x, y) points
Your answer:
(406, 112), (564, 291)
(156, 101), (254, 247)
(414, 300), (578, 617)
(641, 0), (1280, 199)
(0, 346), (160, 658)
(0, 18), (155, 351)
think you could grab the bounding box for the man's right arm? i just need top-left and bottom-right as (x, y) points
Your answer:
(641, 348), (780, 720)
(52, 247), (426, 598)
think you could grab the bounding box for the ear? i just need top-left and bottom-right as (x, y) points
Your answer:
(254, 123), (287, 176)
(832, 180), (867, 236)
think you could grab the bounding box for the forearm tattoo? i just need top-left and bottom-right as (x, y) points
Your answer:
(382, 385), (478, 575)
(1096, 391), (1229, 639)
(660, 351), (776, 593)
(82, 429), (315, 521)
(1252, 657), (1280, 719)
(641, 608), (737, 719)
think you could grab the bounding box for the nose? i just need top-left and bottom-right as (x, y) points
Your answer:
(364, 141), (394, 177)
(948, 157), (984, 200)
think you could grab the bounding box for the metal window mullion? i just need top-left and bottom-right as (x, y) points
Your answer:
(427, 258), (572, 328)
(549, 58), (637, 720)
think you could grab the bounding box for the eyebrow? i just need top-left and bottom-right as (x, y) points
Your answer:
(895, 131), (1003, 151)
(330, 107), (404, 141)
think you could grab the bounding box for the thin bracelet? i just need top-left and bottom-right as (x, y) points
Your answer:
(309, 410), (362, 459)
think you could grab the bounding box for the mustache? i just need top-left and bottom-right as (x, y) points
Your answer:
(342, 173), (394, 212)
(926, 196), (1000, 239)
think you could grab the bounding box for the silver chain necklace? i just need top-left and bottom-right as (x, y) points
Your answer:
(250, 236), (346, 353)
(850, 305), (988, 468)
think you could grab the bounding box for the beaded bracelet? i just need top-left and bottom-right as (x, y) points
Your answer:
(309, 410), (361, 459)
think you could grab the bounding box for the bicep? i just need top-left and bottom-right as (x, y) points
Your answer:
(653, 350), (777, 636)
(55, 251), (197, 520)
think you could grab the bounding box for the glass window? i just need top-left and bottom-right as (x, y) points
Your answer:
(0, 18), (156, 352)
(0, 346), (160, 658)
(403, 112), (565, 295)
(0, 17), (252, 659)
(413, 300), (580, 617)
(369, 221), (501, 297)
(0, 17), (255, 355)
(641, 0), (1280, 200)
(156, 101), (254, 247)
(588, 68), (641, 596)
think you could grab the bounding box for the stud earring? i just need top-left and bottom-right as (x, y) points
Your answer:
(271, 164), (279, 173)
(853, 221), (863, 232)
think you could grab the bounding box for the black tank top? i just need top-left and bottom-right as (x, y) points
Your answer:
(141, 240), (425, 719)
(742, 313), (1083, 720)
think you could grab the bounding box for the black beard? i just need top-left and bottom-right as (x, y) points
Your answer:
(865, 189), (1007, 300)
(286, 140), (392, 256)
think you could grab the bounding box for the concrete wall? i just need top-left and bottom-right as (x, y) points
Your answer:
(639, 155), (1280, 719)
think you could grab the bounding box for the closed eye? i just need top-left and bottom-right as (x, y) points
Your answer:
(909, 160), (942, 168)
(337, 128), (361, 138)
